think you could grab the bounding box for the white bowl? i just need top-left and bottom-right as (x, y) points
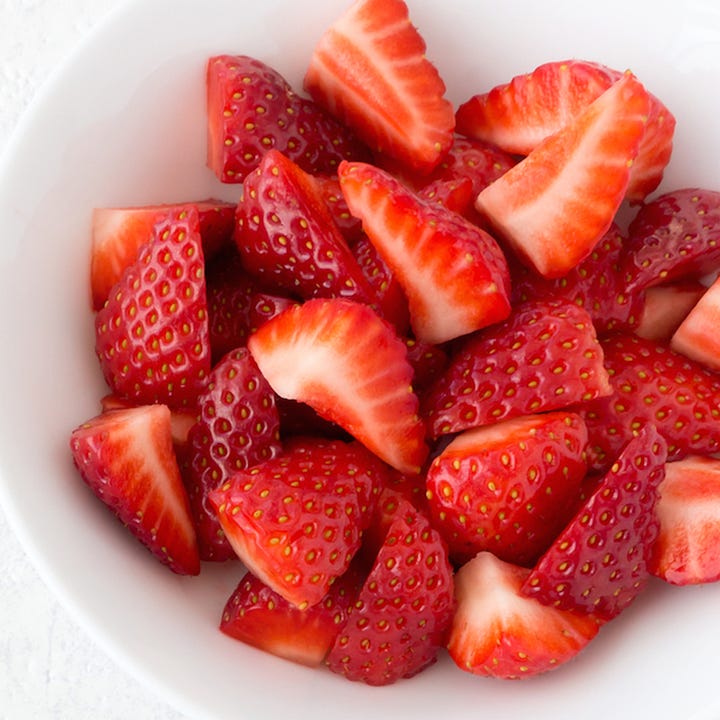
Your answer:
(1, 0), (720, 718)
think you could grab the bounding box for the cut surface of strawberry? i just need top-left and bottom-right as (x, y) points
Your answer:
(522, 425), (667, 619)
(339, 160), (511, 345)
(447, 552), (601, 679)
(326, 499), (454, 685)
(69, 405), (200, 575)
(650, 455), (720, 585)
(248, 298), (428, 474)
(304, 0), (455, 173)
(635, 282), (707, 343)
(475, 73), (650, 278)
(422, 299), (611, 438)
(426, 411), (588, 566)
(94, 206), (211, 409)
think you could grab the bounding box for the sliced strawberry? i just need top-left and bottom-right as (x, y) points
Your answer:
(422, 299), (611, 439)
(650, 455), (720, 585)
(220, 565), (365, 667)
(326, 499), (454, 685)
(475, 73), (650, 278)
(303, 0), (455, 173)
(403, 336), (447, 394)
(206, 55), (369, 183)
(621, 188), (720, 293)
(313, 174), (364, 244)
(246, 292), (298, 335)
(94, 206), (211, 409)
(208, 438), (380, 607)
(635, 282), (707, 343)
(235, 149), (377, 307)
(426, 411), (588, 566)
(91, 200), (234, 311)
(248, 298), (428, 474)
(338, 160), (511, 345)
(580, 334), (720, 471)
(416, 176), (475, 217)
(670, 275), (720, 370)
(522, 425), (667, 619)
(69, 405), (200, 575)
(447, 551), (601, 679)
(185, 347), (282, 561)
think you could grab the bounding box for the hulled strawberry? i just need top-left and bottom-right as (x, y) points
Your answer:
(522, 425), (667, 619)
(94, 206), (211, 409)
(338, 160), (511, 345)
(69, 405), (200, 575)
(326, 499), (454, 685)
(447, 552), (601, 679)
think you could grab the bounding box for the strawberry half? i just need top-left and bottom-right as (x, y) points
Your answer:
(326, 499), (454, 685)
(670, 275), (720, 370)
(206, 55), (369, 182)
(94, 206), (211, 409)
(426, 411), (588, 566)
(650, 455), (720, 585)
(304, 0), (455, 173)
(447, 552), (601, 679)
(69, 405), (200, 575)
(635, 282), (707, 343)
(247, 298), (428, 474)
(422, 299), (611, 439)
(338, 160), (511, 345)
(522, 425), (668, 619)
(475, 73), (650, 278)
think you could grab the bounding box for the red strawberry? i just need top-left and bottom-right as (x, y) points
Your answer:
(621, 188), (720, 293)
(416, 176), (475, 217)
(650, 455), (720, 585)
(402, 336), (447, 393)
(422, 299), (611, 439)
(206, 55), (369, 183)
(455, 59), (674, 203)
(220, 565), (364, 667)
(475, 73), (650, 278)
(94, 206), (211, 409)
(185, 347), (282, 561)
(303, 0), (455, 173)
(208, 438), (380, 607)
(313, 174), (364, 244)
(635, 282), (707, 343)
(235, 149), (377, 307)
(248, 298), (428, 474)
(425, 411), (588, 566)
(246, 292), (297, 335)
(338, 160), (511, 345)
(69, 405), (200, 575)
(522, 425), (667, 619)
(447, 551), (601, 679)
(326, 499), (454, 685)
(91, 200), (234, 311)
(580, 334), (720, 471)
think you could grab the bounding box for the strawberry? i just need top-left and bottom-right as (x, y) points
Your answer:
(421, 299), (611, 439)
(313, 174), (364, 244)
(220, 565), (364, 667)
(91, 200), (234, 311)
(447, 551), (601, 679)
(69, 405), (200, 575)
(475, 73), (650, 278)
(670, 275), (720, 371)
(94, 206), (211, 409)
(650, 455), (720, 585)
(208, 438), (381, 607)
(206, 55), (369, 183)
(455, 59), (675, 203)
(635, 282), (707, 343)
(326, 499), (454, 685)
(185, 347), (282, 561)
(235, 149), (377, 307)
(416, 176), (475, 217)
(246, 292), (297, 335)
(303, 0), (455, 173)
(247, 298), (428, 474)
(338, 160), (511, 345)
(580, 334), (720, 471)
(402, 336), (447, 393)
(425, 411), (588, 566)
(521, 425), (667, 619)
(621, 188), (720, 293)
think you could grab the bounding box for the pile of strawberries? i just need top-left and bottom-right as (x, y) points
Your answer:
(69, 0), (720, 687)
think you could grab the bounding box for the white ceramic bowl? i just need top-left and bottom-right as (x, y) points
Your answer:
(2, 0), (720, 718)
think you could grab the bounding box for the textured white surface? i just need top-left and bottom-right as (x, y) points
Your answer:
(0, 1), (187, 717)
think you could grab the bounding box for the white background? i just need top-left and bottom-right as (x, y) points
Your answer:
(0, 1), (186, 717)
